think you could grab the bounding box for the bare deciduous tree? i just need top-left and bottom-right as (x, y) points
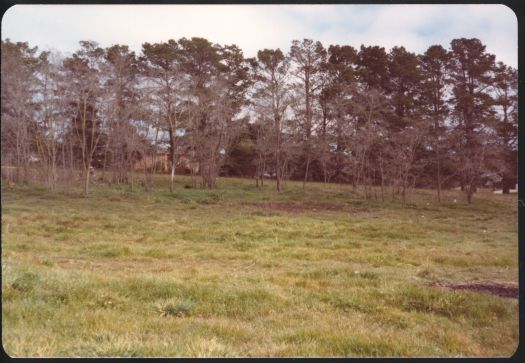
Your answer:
(63, 41), (106, 197)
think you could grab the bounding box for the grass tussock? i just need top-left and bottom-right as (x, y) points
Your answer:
(156, 299), (195, 317)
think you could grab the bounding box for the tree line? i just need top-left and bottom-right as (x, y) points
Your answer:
(1, 37), (517, 203)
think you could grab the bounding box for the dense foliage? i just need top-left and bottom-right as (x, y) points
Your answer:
(1, 37), (517, 202)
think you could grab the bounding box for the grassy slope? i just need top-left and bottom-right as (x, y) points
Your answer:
(1, 175), (518, 357)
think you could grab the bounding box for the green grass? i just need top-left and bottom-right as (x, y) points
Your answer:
(1, 174), (518, 357)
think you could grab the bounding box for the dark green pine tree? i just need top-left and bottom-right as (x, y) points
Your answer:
(419, 44), (452, 202)
(320, 45), (357, 183)
(356, 45), (390, 92)
(387, 46), (422, 131)
(447, 38), (496, 203)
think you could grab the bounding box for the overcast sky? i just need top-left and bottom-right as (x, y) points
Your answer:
(1, 4), (518, 67)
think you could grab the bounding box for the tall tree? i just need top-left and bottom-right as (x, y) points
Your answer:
(1, 39), (39, 183)
(289, 39), (327, 188)
(352, 45), (391, 198)
(387, 46), (422, 131)
(251, 48), (294, 191)
(141, 39), (181, 192)
(33, 50), (67, 191)
(356, 45), (390, 92)
(448, 38), (496, 203)
(419, 45), (452, 201)
(175, 38), (250, 188)
(62, 40), (106, 197)
(319, 45), (357, 183)
(492, 62), (518, 194)
(178, 37), (224, 188)
(215, 43), (252, 180)
(102, 44), (142, 186)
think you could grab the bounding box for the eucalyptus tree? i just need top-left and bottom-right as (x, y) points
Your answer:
(176, 37), (220, 187)
(251, 116), (273, 188)
(32, 50), (68, 191)
(251, 48), (294, 191)
(213, 44), (252, 184)
(177, 38), (250, 188)
(1, 39), (39, 183)
(62, 40), (107, 196)
(102, 44), (142, 185)
(140, 39), (181, 192)
(352, 45), (390, 198)
(289, 39), (327, 188)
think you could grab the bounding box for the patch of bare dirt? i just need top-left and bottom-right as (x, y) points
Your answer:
(245, 201), (369, 214)
(428, 281), (518, 299)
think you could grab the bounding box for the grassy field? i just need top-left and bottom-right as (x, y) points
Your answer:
(1, 175), (518, 357)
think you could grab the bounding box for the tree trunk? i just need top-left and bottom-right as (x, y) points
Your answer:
(467, 190), (472, 204)
(261, 159), (265, 188)
(50, 154), (57, 192)
(168, 124), (176, 192)
(69, 139), (74, 180)
(170, 158), (176, 193)
(101, 145), (109, 182)
(379, 155), (385, 203)
(502, 177), (512, 194)
(303, 152), (311, 190)
(276, 152), (282, 192)
(129, 159), (134, 192)
(436, 158), (442, 203)
(84, 168), (90, 197)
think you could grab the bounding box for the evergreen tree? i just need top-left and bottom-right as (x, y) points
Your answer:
(447, 38), (496, 203)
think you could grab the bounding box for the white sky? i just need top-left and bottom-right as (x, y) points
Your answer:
(1, 4), (518, 67)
